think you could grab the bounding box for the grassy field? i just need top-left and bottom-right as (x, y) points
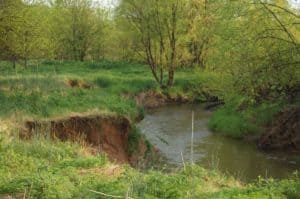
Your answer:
(0, 61), (217, 121)
(0, 61), (299, 198)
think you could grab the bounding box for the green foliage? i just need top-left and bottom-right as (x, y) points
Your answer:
(209, 0), (300, 102)
(208, 105), (260, 138)
(0, 131), (299, 198)
(0, 135), (107, 197)
(94, 77), (114, 88)
(208, 96), (291, 138)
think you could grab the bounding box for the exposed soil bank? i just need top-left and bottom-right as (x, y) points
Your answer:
(135, 90), (190, 109)
(19, 90), (196, 166)
(134, 89), (223, 110)
(259, 107), (300, 150)
(20, 114), (151, 165)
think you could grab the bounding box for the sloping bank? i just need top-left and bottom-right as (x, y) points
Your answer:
(20, 114), (150, 166)
(19, 90), (196, 166)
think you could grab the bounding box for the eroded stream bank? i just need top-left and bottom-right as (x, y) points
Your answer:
(21, 114), (153, 166)
(137, 104), (299, 182)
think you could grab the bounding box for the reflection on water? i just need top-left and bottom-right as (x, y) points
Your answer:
(137, 104), (299, 182)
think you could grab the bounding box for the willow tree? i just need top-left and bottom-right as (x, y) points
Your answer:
(119, 0), (186, 87)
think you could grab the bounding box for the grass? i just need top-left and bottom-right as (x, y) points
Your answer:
(0, 61), (299, 198)
(208, 95), (296, 138)
(0, 61), (216, 120)
(0, 133), (299, 199)
(0, 61), (153, 119)
(0, 134), (107, 198)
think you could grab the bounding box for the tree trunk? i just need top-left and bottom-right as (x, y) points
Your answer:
(80, 52), (85, 62)
(167, 66), (174, 87)
(12, 58), (16, 69)
(160, 67), (164, 85)
(24, 57), (27, 69)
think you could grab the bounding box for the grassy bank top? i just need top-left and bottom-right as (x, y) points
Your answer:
(0, 61), (220, 121)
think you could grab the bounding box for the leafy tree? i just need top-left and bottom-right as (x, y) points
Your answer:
(184, 0), (216, 68)
(208, 0), (300, 102)
(88, 8), (107, 61)
(50, 0), (95, 61)
(0, 0), (24, 68)
(119, 0), (186, 87)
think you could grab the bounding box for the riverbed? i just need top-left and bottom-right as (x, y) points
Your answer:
(137, 104), (299, 182)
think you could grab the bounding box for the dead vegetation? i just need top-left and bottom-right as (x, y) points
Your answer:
(66, 79), (91, 89)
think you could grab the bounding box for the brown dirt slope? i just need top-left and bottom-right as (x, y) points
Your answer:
(259, 107), (300, 150)
(20, 115), (148, 164)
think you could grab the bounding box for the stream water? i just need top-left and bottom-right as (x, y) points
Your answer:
(137, 104), (299, 182)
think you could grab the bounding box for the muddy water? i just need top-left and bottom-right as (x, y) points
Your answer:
(137, 104), (299, 182)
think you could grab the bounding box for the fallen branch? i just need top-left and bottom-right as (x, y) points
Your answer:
(89, 190), (134, 199)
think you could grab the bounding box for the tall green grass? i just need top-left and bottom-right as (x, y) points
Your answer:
(0, 133), (298, 199)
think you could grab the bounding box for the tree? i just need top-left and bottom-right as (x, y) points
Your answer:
(51, 0), (95, 61)
(0, 0), (52, 68)
(0, 0), (24, 68)
(88, 8), (108, 61)
(119, 0), (186, 87)
(184, 0), (216, 68)
(208, 0), (300, 102)
(20, 2), (52, 67)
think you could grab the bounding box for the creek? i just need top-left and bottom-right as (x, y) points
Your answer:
(137, 104), (299, 182)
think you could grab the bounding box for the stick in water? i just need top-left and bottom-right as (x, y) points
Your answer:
(89, 190), (134, 199)
(181, 151), (186, 170)
(191, 111), (194, 164)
